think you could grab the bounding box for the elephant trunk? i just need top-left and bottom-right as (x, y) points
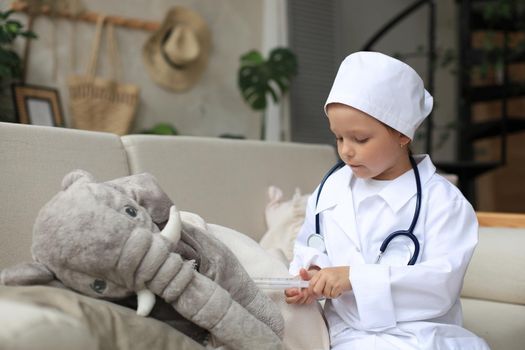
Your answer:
(133, 243), (196, 315)
(152, 258), (283, 350)
(117, 224), (194, 316)
(118, 209), (284, 348)
(123, 237), (282, 349)
(179, 223), (285, 339)
(117, 206), (185, 316)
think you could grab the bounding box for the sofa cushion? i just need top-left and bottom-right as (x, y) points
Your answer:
(121, 134), (336, 241)
(461, 297), (525, 350)
(0, 123), (130, 270)
(461, 226), (525, 304)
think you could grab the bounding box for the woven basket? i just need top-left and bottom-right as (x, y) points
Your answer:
(68, 16), (139, 135)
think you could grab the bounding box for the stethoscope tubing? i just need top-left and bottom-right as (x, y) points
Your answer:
(314, 155), (422, 265)
(315, 160), (346, 234)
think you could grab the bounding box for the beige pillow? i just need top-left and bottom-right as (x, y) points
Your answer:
(260, 186), (309, 262)
(180, 211), (329, 350)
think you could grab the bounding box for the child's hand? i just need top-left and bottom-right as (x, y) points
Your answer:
(308, 266), (351, 299)
(284, 267), (318, 304)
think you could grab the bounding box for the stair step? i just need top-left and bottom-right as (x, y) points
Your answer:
(467, 84), (525, 102)
(435, 160), (502, 180)
(468, 117), (525, 140)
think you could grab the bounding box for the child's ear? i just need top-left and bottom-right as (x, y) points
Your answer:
(399, 133), (411, 148)
(0, 261), (55, 286)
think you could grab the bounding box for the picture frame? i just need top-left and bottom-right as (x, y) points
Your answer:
(11, 83), (64, 127)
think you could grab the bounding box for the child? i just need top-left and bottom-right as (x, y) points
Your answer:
(285, 52), (490, 350)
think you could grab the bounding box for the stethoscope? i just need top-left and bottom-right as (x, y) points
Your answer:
(307, 155), (422, 265)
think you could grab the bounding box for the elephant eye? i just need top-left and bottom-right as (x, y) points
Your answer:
(90, 279), (107, 294)
(124, 205), (137, 217)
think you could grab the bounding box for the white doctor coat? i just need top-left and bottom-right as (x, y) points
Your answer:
(290, 155), (490, 350)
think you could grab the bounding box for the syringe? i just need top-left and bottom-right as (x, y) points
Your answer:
(253, 277), (309, 290)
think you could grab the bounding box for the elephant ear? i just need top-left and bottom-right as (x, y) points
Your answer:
(0, 261), (55, 286)
(105, 173), (173, 225)
(61, 169), (96, 190)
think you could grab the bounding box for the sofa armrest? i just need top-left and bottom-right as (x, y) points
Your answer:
(0, 286), (205, 350)
(0, 298), (97, 350)
(476, 211), (525, 228)
(461, 211), (525, 350)
(461, 297), (525, 350)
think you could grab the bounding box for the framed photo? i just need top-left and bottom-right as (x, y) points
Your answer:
(11, 84), (64, 127)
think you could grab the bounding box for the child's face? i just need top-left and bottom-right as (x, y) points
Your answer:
(327, 103), (411, 180)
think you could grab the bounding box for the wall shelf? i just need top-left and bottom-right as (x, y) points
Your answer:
(10, 0), (160, 31)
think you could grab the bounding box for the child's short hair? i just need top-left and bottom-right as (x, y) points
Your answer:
(324, 51), (433, 140)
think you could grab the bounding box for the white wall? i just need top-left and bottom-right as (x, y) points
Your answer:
(8, 0), (263, 138)
(6, 0), (459, 151)
(337, 0), (458, 161)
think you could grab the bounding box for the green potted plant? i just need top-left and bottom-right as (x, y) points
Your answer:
(238, 47), (298, 139)
(140, 122), (178, 135)
(0, 9), (37, 122)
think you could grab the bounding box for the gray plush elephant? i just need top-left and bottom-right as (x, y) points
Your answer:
(0, 170), (284, 350)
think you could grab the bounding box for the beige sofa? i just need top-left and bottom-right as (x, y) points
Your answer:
(0, 121), (523, 350)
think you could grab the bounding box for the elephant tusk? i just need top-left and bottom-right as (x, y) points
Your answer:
(136, 289), (156, 316)
(160, 205), (182, 244)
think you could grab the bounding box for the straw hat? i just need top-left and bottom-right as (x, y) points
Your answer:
(143, 7), (211, 92)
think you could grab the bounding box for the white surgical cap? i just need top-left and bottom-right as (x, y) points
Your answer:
(324, 51), (433, 139)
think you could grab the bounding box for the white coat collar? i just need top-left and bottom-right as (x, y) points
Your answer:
(378, 154), (435, 213)
(313, 154), (435, 215)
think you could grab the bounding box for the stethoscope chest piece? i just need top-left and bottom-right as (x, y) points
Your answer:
(307, 233), (326, 253)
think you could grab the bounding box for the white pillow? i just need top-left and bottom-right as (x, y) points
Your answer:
(260, 186), (309, 262)
(181, 212), (329, 350)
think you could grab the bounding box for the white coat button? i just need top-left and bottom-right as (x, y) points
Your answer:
(355, 247), (361, 252)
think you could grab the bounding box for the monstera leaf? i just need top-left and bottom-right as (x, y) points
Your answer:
(238, 47), (298, 111)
